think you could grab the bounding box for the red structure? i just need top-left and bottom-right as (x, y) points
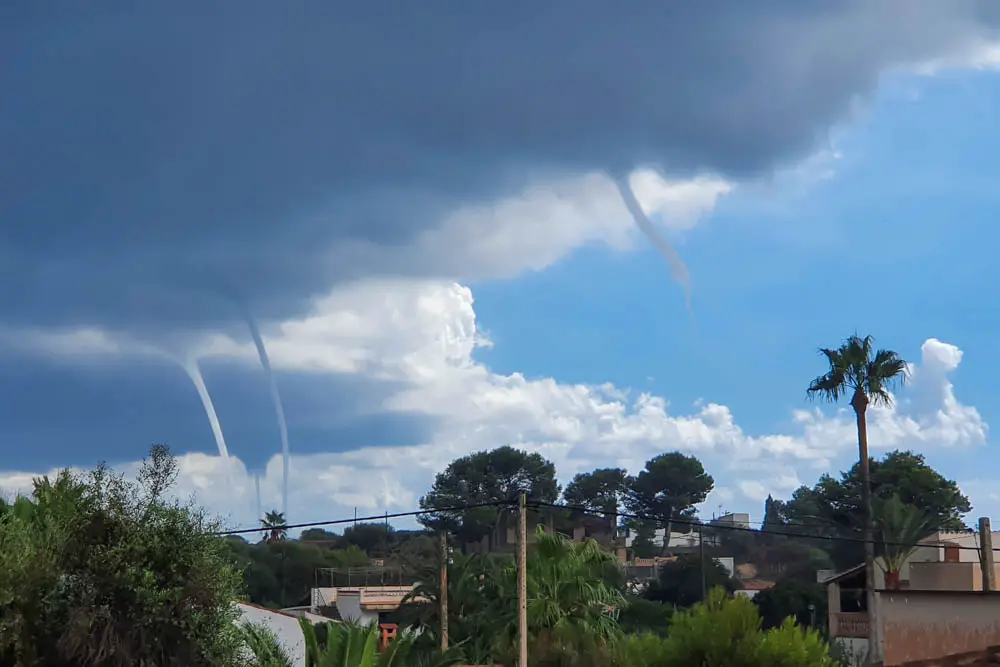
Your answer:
(379, 623), (398, 651)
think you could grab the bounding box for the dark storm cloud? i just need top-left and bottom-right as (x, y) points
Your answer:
(2, 1), (995, 332)
(0, 354), (437, 470)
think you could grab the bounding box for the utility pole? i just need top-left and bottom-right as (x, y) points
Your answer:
(518, 492), (528, 667)
(699, 524), (707, 600)
(440, 532), (449, 650)
(980, 517), (995, 592)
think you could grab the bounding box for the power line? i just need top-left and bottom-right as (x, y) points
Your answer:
(215, 499), (514, 536)
(221, 496), (995, 554)
(528, 500), (995, 553)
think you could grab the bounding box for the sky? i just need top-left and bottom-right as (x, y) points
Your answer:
(3, 2), (1000, 532)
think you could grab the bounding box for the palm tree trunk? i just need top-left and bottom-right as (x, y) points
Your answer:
(852, 389), (881, 665)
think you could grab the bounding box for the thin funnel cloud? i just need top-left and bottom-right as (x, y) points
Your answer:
(254, 473), (262, 524)
(244, 312), (291, 517)
(615, 175), (694, 317)
(181, 358), (233, 483)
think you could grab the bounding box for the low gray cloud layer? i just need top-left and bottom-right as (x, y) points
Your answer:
(3, 1), (996, 333)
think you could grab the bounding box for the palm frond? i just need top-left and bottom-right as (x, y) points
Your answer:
(239, 621), (294, 667)
(807, 348), (849, 402)
(875, 494), (934, 572)
(809, 335), (908, 411)
(866, 348), (909, 407)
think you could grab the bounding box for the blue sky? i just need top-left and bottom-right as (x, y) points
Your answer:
(3, 4), (1000, 530)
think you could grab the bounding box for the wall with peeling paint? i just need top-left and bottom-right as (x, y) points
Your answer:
(881, 591), (1000, 666)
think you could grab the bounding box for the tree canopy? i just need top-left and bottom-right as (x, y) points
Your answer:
(564, 467), (630, 517)
(625, 452), (714, 555)
(0, 445), (247, 667)
(644, 554), (737, 608)
(778, 450), (970, 568)
(418, 446), (560, 543)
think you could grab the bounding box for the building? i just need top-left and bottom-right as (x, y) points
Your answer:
(310, 585), (422, 626)
(822, 526), (1000, 666)
(822, 573), (1000, 666)
(624, 513), (753, 552)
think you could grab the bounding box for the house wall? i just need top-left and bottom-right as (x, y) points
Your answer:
(335, 591), (379, 625)
(907, 562), (1000, 591)
(880, 591), (1000, 666)
(235, 603), (307, 667)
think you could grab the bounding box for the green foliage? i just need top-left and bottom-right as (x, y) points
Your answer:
(418, 446), (560, 544)
(625, 452), (713, 555)
(807, 333), (907, 409)
(644, 554), (737, 608)
(0, 444), (248, 667)
(225, 535), (370, 608)
(400, 552), (509, 664)
(563, 468), (630, 525)
(875, 493), (935, 575)
(616, 597), (673, 636)
(262, 510), (289, 543)
(753, 580), (826, 631)
(782, 450), (970, 568)
(300, 620), (458, 667)
(341, 523), (394, 556)
(627, 519), (660, 558)
(239, 622), (294, 667)
(620, 588), (836, 667)
(401, 528), (625, 665)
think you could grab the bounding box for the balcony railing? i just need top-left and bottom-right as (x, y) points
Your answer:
(833, 612), (870, 638)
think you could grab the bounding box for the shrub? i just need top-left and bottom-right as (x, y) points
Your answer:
(617, 588), (836, 667)
(0, 445), (247, 667)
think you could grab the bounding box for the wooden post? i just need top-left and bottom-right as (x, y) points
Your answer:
(440, 532), (449, 650)
(980, 517), (995, 592)
(699, 524), (707, 600)
(518, 492), (528, 667)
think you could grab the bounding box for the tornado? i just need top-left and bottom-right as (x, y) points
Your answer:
(254, 473), (262, 523)
(182, 359), (233, 483)
(244, 312), (291, 517)
(615, 175), (694, 317)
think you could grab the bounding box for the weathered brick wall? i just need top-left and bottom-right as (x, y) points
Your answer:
(881, 591), (1000, 666)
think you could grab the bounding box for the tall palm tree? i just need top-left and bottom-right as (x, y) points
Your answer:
(261, 510), (288, 543)
(808, 333), (907, 664)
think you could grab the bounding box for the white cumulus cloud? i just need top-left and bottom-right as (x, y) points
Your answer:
(0, 278), (987, 531)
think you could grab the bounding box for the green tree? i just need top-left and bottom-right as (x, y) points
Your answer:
(401, 529), (625, 666)
(401, 552), (509, 664)
(563, 467), (630, 533)
(0, 445), (247, 666)
(874, 494), (935, 590)
(625, 452), (713, 556)
(225, 536), (369, 608)
(644, 554), (736, 608)
(783, 451), (970, 568)
(616, 596), (673, 636)
(808, 333), (907, 663)
(627, 518), (661, 559)
(261, 510), (289, 543)
(761, 494), (787, 531)
(636, 588), (835, 667)
(300, 528), (342, 548)
(753, 580), (826, 631)
(418, 446), (560, 544)
(342, 522), (393, 556)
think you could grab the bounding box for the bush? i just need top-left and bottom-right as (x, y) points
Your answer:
(0, 445), (248, 667)
(617, 588), (835, 667)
